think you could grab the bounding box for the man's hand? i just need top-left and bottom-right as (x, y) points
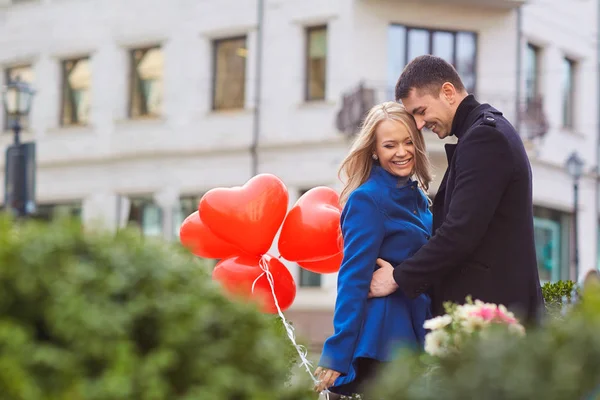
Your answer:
(368, 258), (399, 298)
(313, 366), (341, 392)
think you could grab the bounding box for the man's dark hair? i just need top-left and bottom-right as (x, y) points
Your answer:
(395, 55), (466, 101)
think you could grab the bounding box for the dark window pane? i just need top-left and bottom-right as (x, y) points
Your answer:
(562, 58), (575, 128)
(525, 43), (540, 103)
(127, 198), (163, 237)
(533, 206), (571, 283)
(61, 57), (91, 126)
(299, 268), (322, 287)
(174, 195), (202, 237)
(389, 26), (478, 97)
(432, 31), (454, 64)
(387, 25), (406, 100)
(455, 32), (477, 93)
(33, 202), (82, 222)
(129, 47), (163, 118)
(213, 37), (247, 110)
(533, 217), (561, 282)
(407, 29), (430, 61)
(306, 26), (327, 101)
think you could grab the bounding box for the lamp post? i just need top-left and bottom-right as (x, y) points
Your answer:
(2, 77), (34, 145)
(566, 151), (584, 280)
(2, 77), (36, 217)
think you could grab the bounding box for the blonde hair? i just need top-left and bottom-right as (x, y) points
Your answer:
(338, 101), (433, 206)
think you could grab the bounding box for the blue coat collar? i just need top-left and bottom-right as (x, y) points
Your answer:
(370, 164), (414, 188)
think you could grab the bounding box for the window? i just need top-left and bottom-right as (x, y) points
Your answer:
(60, 57), (91, 126)
(533, 206), (571, 283)
(129, 46), (163, 118)
(174, 195), (202, 238)
(127, 198), (163, 237)
(32, 202), (82, 222)
(562, 57), (576, 128)
(4, 65), (34, 131)
(305, 26), (327, 101)
(388, 25), (477, 98)
(525, 43), (541, 104)
(212, 36), (247, 110)
(299, 268), (322, 287)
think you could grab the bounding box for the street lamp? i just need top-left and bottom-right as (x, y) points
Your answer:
(2, 77), (35, 145)
(2, 77), (36, 217)
(565, 151), (584, 280)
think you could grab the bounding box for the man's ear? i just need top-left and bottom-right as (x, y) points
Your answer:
(441, 82), (457, 104)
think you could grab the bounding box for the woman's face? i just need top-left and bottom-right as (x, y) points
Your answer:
(374, 119), (415, 178)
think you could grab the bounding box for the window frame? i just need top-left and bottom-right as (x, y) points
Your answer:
(60, 56), (91, 126)
(562, 56), (576, 129)
(525, 43), (541, 105)
(304, 25), (328, 102)
(211, 35), (248, 111)
(533, 206), (572, 283)
(126, 197), (164, 237)
(128, 45), (163, 119)
(389, 23), (478, 95)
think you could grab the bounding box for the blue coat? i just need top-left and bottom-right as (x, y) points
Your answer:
(319, 165), (432, 389)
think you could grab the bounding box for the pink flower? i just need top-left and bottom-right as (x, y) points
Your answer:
(470, 305), (497, 321)
(494, 306), (517, 324)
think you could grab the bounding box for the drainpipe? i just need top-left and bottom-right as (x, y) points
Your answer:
(568, 0), (600, 275)
(251, 0), (265, 177)
(515, 5), (523, 132)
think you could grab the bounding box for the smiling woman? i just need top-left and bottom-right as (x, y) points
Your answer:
(314, 102), (434, 398)
(337, 102), (431, 207)
(374, 119), (415, 179)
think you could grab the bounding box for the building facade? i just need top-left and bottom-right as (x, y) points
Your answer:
(0, 0), (598, 348)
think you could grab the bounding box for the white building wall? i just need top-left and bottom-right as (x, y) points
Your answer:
(522, 0), (599, 279)
(0, 0), (596, 326)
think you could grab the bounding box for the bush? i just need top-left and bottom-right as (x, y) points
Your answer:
(367, 282), (600, 400)
(0, 215), (314, 400)
(541, 279), (578, 319)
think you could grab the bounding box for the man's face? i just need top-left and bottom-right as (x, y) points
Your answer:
(401, 88), (456, 140)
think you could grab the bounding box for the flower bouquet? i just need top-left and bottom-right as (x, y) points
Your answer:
(423, 297), (526, 358)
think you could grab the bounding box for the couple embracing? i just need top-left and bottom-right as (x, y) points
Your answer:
(314, 55), (544, 398)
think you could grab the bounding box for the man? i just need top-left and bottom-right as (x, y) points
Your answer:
(369, 55), (544, 324)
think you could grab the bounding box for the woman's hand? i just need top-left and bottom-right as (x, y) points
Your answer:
(313, 366), (341, 392)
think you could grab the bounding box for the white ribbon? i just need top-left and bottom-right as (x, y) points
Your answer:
(252, 257), (331, 399)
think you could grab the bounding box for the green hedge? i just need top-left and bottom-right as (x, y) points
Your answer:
(0, 215), (314, 400)
(367, 280), (600, 400)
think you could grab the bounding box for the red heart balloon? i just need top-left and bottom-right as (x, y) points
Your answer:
(179, 211), (240, 259)
(199, 174), (289, 256)
(298, 251), (343, 274)
(212, 254), (296, 314)
(278, 186), (342, 262)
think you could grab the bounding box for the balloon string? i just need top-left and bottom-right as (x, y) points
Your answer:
(253, 257), (329, 396)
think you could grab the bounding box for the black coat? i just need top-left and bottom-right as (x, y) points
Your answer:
(393, 95), (544, 325)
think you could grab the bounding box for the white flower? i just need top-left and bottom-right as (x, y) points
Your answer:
(424, 329), (451, 357)
(454, 303), (479, 321)
(423, 315), (453, 331)
(508, 322), (526, 336)
(460, 313), (491, 334)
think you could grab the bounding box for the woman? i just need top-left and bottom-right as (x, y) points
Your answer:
(314, 102), (433, 397)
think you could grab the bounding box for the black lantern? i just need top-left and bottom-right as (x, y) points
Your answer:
(2, 77), (35, 144)
(566, 151), (584, 182)
(565, 151), (584, 280)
